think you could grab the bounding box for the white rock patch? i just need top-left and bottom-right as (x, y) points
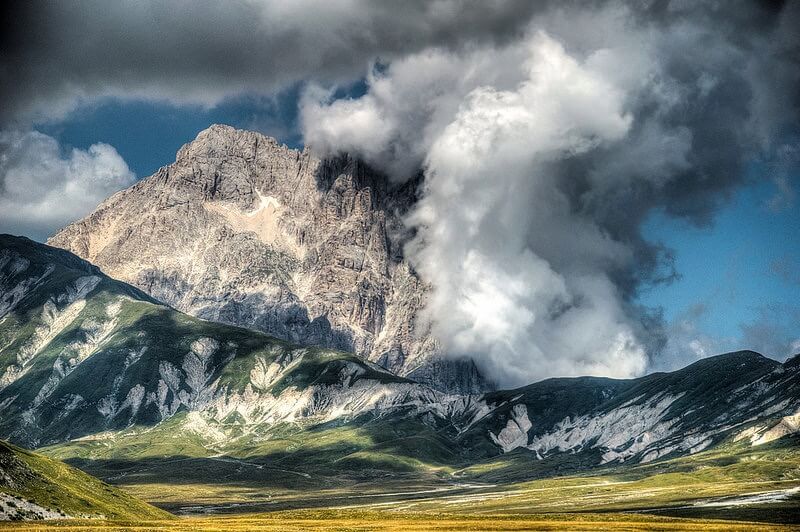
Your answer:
(753, 410), (800, 446)
(490, 404), (532, 452)
(525, 393), (685, 464)
(0, 492), (73, 521)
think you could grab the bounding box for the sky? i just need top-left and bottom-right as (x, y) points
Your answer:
(1, 1), (798, 384)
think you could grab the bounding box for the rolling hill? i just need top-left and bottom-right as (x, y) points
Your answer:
(0, 439), (169, 521)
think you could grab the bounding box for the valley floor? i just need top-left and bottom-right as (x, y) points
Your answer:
(1, 511), (797, 532)
(91, 441), (800, 519)
(8, 439), (799, 531)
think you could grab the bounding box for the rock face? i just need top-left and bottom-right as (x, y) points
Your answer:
(48, 125), (483, 392)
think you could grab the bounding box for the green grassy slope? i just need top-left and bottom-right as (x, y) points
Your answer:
(0, 235), (406, 448)
(0, 439), (170, 520)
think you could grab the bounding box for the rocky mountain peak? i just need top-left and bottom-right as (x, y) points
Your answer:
(176, 124), (297, 166)
(48, 125), (485, 393)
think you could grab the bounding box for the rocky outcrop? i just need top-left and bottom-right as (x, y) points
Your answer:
(49, 125), (484, 392)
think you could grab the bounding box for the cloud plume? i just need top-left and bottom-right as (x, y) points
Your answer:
(301, 2), (800, 385)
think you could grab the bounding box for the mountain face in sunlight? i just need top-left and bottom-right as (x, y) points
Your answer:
(47, 125), (484, 394)
(1, 235), (798, 481)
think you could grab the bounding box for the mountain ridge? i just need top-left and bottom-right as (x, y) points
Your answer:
(1, 235), (798, 483)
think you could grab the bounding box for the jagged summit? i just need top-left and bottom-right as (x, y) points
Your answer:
(48, 125), (488, 392)
(175, 124), (303, 170)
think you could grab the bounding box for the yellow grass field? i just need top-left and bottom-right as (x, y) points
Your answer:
(2, 510), (797, 532)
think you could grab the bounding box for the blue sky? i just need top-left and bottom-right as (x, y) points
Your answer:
(640, 165), (800, 360)
(642, 179), (799, 334)
(35, 97), (800, 362)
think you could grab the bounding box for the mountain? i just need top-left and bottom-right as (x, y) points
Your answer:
(2, 234), (799, 488)
(461, 351), (800, 464)
(0, 438), (169, 521)
(48, 125), (483, 393)
(0, 235), (452, 449)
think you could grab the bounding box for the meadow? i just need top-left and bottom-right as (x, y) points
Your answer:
(2, 510), (796, 532)
(7, 437), (798, 531)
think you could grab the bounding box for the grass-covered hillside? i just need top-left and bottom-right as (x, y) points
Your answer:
(0, 439), (170, 521)
(0, 235), (418, 449)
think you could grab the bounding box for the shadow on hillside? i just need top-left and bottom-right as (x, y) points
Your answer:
(61, 450), (470, 514)
(590, 504), (800, 526)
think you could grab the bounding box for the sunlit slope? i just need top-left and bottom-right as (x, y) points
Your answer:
(0, 235), (416, 449)
(0, 439), (170, 520)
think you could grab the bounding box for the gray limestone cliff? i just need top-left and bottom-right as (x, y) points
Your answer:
(48, 125), (485, 392)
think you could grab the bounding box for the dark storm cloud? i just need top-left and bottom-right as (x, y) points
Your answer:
(0, 0), (552, 127)
(565, 1), (800, 301)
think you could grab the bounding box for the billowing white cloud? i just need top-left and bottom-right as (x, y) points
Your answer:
(300, 3), (800, 385)
(406, 33), (647, 385)
(0, 131), (135, 241)
(301, 42), (531, 179)
(304, 27), (656, 385)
